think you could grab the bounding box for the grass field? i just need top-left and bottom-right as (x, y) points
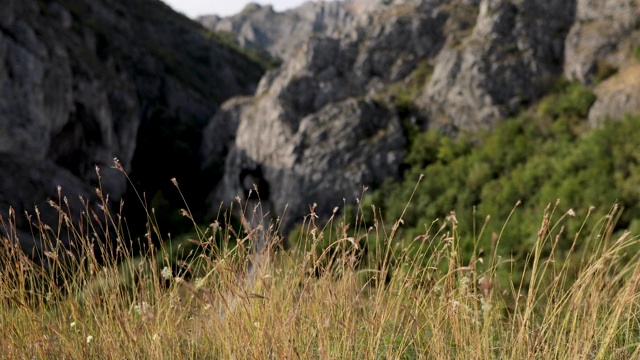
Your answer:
(1, 166), (639, 359)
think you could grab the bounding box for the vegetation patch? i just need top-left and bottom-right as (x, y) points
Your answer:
(364, 81), (639, 286)
(387, 59), (433, 118)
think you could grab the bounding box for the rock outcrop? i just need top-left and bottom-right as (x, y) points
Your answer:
(0, 0), (265, 253)
(418, 0), (576, 131)
(200, 0), (584, 228)
(588, 64), (640, 127)
(212, 96), (404, 231)
(563, 0), (640, 126)
(202, 33), (408, 229)
(198, 0), (390, 60)
(5, 0), (640, 249)
(200, 0), (640, 230)
(564, 0), (640, 84)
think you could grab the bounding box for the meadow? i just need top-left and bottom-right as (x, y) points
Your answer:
(1, 169), (639, 359)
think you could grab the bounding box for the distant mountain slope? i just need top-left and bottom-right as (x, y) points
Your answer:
(198, 0), (385, 60)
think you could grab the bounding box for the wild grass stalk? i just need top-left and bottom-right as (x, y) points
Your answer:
(1, 168), (639, 358)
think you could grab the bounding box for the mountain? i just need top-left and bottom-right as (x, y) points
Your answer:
(2, 0), (640, 257)
(199, 0), (640, 231)
(0, 0), (266, 255)
(199, 1), (358, 60)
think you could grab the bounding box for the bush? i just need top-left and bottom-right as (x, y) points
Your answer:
(538, 81), (596, 121)
(367, 82), (640, 267)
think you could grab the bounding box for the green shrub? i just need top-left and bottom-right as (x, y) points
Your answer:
(388, 60), (433, 118)
(538, 81), (596, 120)
(367, 83), (640, 270)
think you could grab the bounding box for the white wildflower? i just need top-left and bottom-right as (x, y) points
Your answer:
(133, 301), (150, 315)
(161, 266), (173, 280)
(480, 298), (492, 312)
(86, 335), (94, 344)
(459, 275), (470, 293)
(195, 277), (205, 289)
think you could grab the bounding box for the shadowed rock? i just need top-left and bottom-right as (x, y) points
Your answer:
(0, 0), (265, 254)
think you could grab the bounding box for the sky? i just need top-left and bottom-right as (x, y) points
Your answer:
(161, 0), (315, 18)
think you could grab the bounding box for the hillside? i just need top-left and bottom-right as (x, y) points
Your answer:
(0, 0), (267, 255)
(1, 0), (640, 258)
(199, 0), (640, 232)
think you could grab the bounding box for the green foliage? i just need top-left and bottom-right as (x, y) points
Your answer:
(388, 60), (433, 117)
(368, 80), (640, 269)
(634, 44), (640, 59)
(538, 81), (596, 120)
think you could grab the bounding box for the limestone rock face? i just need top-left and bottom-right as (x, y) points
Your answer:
(564, 0), (640, 84)
(201, 96), (254, 167)
(0, 0), (264, 250)
(419, 0), (576, 131)
(199, 0), (640, 230)
(203, 0), (577, 227)
(217, 97), (404, 230)
(563, 0), (640, 126)
(0, 155), (96, 256)
(205, 2), (461, 228)
(588, 65), (640, 127)
(198, 0), (391, 60)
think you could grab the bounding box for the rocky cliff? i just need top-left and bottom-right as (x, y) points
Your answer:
(564, 0), (640, 127)
(0, 0), (265, 255)
(3, 0), (640, 254)
(199, 1), (355, 60)
(200, 0), (640, 231)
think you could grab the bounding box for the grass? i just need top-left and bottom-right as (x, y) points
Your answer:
(1, 164), (640, 359)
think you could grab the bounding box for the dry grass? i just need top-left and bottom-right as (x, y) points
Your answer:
(1, 167), (640, 359)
